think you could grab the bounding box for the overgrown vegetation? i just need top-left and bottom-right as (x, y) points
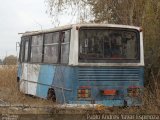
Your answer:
(0, 65), (53, 114)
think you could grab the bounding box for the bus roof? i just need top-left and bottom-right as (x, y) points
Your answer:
(22, 23), (140, 37)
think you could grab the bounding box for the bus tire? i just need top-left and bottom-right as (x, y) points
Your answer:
(17, 77), (20, 91)
(47, 88), (56, 102)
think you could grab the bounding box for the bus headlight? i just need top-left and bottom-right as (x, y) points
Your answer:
(77, 89), (91, 98)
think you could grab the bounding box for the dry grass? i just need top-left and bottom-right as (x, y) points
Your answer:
(0, 65), (159, 114)
(0, 65), (53, 106)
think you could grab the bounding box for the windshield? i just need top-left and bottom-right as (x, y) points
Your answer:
(79, 28), (140, 63)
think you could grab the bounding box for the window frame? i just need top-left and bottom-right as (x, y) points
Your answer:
(24, 40), (29, 62)
(30, 34), (44, 63)
(43, 31), (60, 64)
(19, 36), (30, 63)
(42, 29), (71, 65)
(59, 30), (71, 64)
(19, 38), (24, 63)
(78, 27), (140, 63)
(20, 29), (71, 64)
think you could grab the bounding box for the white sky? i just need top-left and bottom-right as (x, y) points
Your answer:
(0, 0), (74, 59)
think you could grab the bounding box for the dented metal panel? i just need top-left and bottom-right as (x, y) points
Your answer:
(20, 63), (40, 95)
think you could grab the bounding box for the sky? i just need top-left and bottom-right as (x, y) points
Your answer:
(0, 0), (74, 59)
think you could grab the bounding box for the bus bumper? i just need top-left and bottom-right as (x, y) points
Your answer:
(69, 98), (142, 107)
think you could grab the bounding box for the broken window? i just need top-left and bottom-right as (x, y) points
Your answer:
(24, 40), (29, 62)
(20, 37), (30, 62)
(43, 32), (59, 63)
(60, 30), (70, 64)
(30, 35), (43, 63)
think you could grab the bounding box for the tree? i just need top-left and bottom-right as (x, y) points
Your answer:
(90, 0), (146, 25)
(89, 0), (160, 81)
(0, 59), (2, 65)
(3, 55), (17, 65)
(46, 0), (93, 24)
(46, 0), (160, 80)
(142, 0), (160, 82)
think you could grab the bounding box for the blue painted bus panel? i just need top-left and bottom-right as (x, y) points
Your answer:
(53, 66), (75, 103)
(36, 65), (56, 98)
(17, 64), (22, 80)
(18, 63), (144, 106)
(68, 66), (143, 106)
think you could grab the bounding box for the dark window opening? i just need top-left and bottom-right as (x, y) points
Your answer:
(19, 40), (24, 62)
(79, 28), (140, 63)
(19, 37), (30, 62)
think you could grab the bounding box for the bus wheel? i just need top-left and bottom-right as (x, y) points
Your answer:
(17, 77), (20, 91)
(47, 88), (56, 102)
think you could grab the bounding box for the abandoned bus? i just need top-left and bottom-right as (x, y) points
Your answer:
(17, 24), (144, 106)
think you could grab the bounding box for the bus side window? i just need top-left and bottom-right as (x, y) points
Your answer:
(60, 30), (70, 64)
(20, 37), (30, 62)
(30, 35), (43, 63)
(19, 39), (25, 62)
(43, 32), (59, 63)
(24, 39), (29, 62)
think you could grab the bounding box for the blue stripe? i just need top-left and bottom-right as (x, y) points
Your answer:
(25, 64), (144, 106)
(36, 65), (56, 98)
(17, 64), (22, 80)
